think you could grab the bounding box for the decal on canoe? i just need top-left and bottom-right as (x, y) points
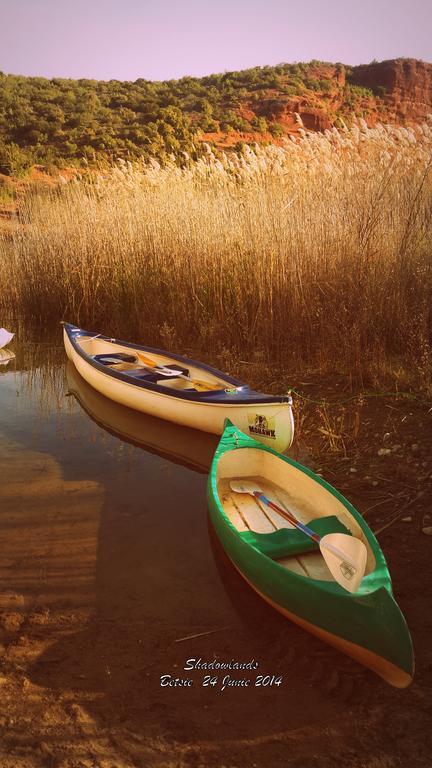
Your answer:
(247, 413), (276, 439)
(340, 561), (355, 581)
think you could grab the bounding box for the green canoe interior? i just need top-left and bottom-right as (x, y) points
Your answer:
(74, 334), (228, 391)
(216, 448), (377, 582)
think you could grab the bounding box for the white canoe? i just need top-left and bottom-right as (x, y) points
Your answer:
(0, 328), (14, 349)
(63, 323), (294, 452)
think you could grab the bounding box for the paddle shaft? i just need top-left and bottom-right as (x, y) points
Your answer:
(253, 491), (357, 568)
(136, 352), (224, 391)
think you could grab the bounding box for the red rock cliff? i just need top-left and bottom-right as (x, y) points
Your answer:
(350, 59), (432, 120)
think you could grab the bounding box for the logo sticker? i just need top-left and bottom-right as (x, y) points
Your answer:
(340, 562), (356, 580)
(248, 414), (276, 439)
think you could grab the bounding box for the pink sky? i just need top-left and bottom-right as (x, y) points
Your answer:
(1, 0), (431, 81)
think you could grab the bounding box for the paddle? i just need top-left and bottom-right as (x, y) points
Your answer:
(230, 481), (367, 593)
(136, 352), (227, 393)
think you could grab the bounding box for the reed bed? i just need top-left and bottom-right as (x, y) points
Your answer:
(1, 120), (432, 386)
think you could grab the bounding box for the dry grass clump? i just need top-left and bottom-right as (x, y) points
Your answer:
(1, 120), (432, 386)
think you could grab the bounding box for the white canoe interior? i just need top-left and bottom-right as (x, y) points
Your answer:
(216, 448), (376, 582)
(73, 333), (229, 392)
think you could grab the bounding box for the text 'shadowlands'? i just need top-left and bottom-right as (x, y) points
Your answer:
(160, 658), (283, 691)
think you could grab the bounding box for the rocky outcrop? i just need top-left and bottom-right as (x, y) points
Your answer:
(350, 59), (432, 120)
(201, 58), (432, 149)
(256, 99), (331, 131)
(297, 109), (332, 132)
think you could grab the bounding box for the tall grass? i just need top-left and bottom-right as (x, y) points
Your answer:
(1, 120), (432, 385)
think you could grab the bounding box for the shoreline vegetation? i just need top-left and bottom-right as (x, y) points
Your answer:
(1, 120), (432, 392)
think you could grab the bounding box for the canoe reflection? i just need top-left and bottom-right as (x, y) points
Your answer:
(208, 519), (289, 633)
(66, 361), (219, 474)
(0, 348), (15, 367)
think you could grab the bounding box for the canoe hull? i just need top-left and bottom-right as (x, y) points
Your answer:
(227, 548), (413, 688)
(63, 327), (294, 452)
(207, 422), (414, 688)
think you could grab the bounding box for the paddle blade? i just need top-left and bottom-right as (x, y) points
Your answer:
(320, 533), (368, 593)
(137, 352), (157, 368)
(230, 480), (263, 497)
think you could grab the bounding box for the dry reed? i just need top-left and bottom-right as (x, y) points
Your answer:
(1, 120), (432, 386)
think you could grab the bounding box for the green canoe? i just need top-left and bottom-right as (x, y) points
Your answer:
(207, 421), (414, 688)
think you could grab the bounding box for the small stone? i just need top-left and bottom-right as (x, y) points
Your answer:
(378, 448), (392, 456)
(372, 480), (379, 487)
(349, 467), (357, 473)
(402, 516), (413, 523)
(422, 527), (432, 536)
(383, 432), (391, 442)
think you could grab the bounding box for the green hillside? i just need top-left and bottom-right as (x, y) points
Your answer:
(0, 59), (420, 173)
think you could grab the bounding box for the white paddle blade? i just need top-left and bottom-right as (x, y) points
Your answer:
(320, 534), (368, 593)
(0, 328), (14, 349)
(154, 367), (185, 377)
(229, 480), (263, 497)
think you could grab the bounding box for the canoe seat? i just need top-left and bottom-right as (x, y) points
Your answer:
(127, 363), (189, 383)
(94, 353), (138, 365)
(239, 515), (351, 559)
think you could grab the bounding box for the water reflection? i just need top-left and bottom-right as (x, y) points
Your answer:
(66, 361), (218, 473)
(0, 348), (15, 366)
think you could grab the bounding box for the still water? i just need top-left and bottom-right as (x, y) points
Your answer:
(0, 339), (231, 625)
(0, 335), (355, 747)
